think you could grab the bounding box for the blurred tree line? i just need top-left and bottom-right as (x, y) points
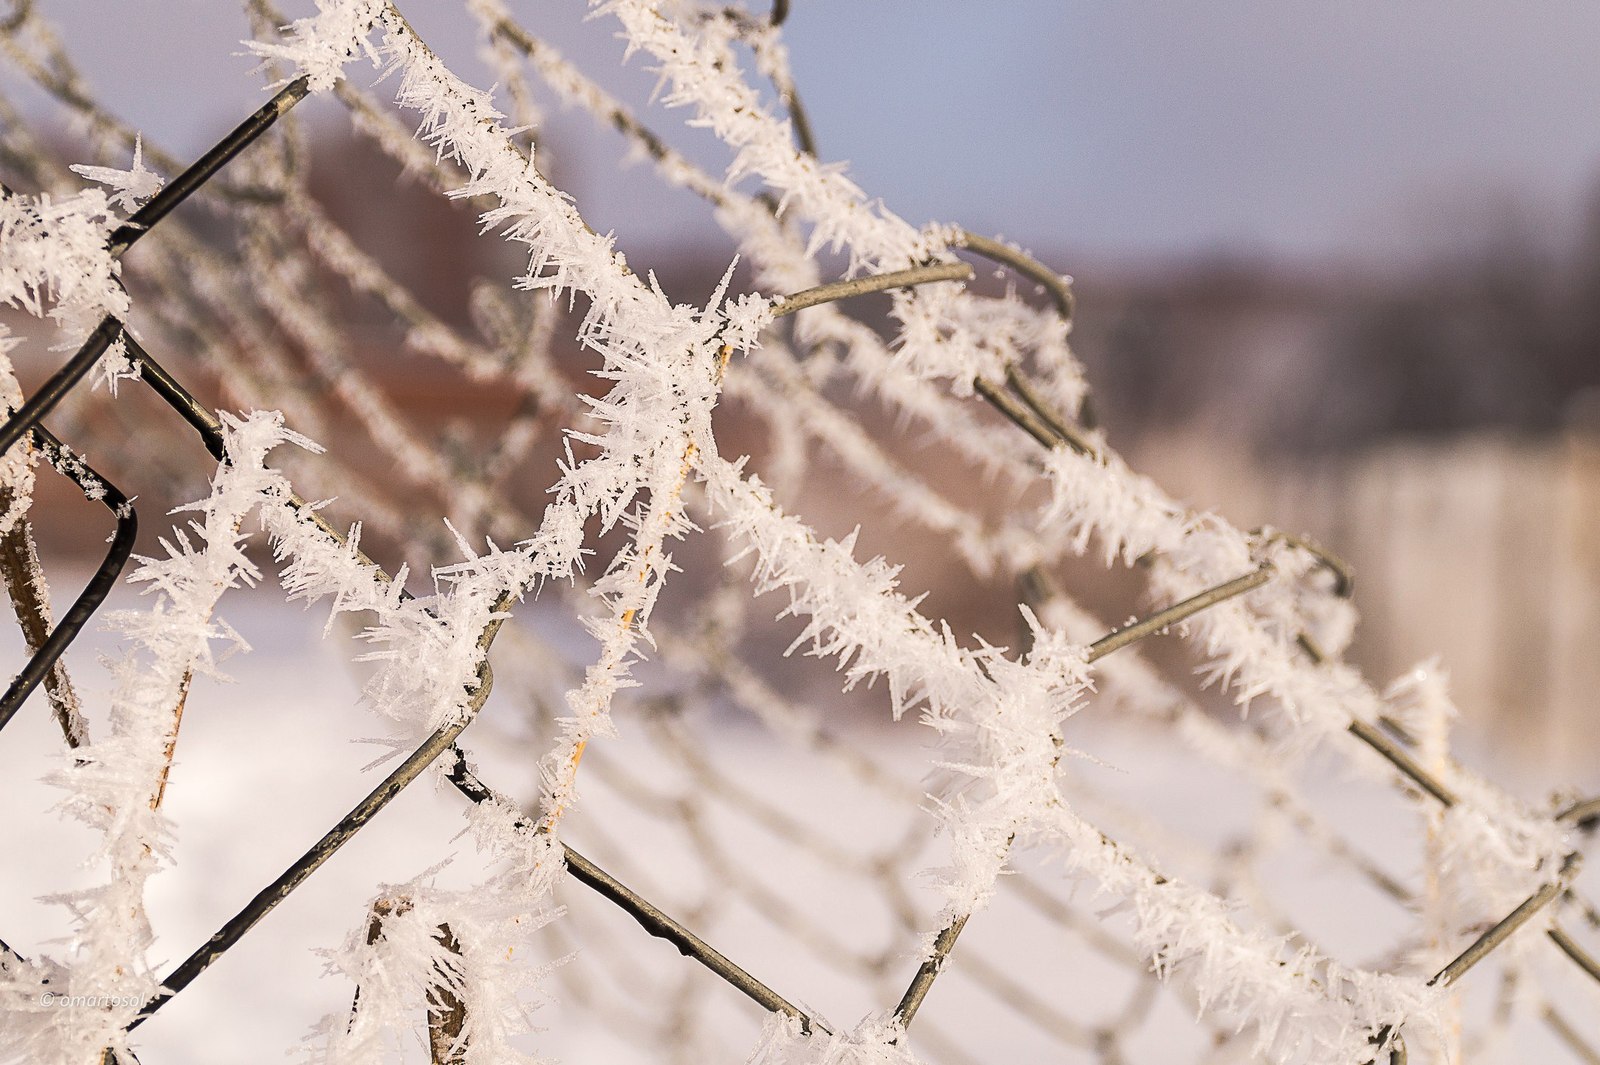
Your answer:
(1076, 188), (1600, 455)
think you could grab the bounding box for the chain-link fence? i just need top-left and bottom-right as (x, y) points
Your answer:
(1, 2), (1597, 1063)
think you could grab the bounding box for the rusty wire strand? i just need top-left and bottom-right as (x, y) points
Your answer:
(429, 922), (469, 1065)
(1086, 566), (1273, 662)
(715, 4), (817, 156)
(971, 374), (1062, 451)
(1548, 925), (1600, 985)
(948, 229), (1102, 445)
(0, 74), (523, 1036)
(468, 3), (1104, 514)
(954, 230), (1075, 323)
(1559, 794), (1600, 829)
(0, 480), (84, 745)
(1002, 362), (1097, 455)
(345, 897), (470, 1057)
(0, 72), (1036, 1042)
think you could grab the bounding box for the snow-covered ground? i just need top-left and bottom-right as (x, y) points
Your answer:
(3, 583), (1595, 1065)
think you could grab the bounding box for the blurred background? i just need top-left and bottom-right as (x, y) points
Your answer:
(2, 3), (1599, 1062)
(12, 0), (1593, 768)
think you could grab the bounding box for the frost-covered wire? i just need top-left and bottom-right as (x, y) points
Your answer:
(0, 411), (315, 1065)
(1, 2), (1594, 1062)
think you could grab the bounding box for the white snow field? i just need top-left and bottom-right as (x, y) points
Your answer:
(0, 579), (1594, 1065)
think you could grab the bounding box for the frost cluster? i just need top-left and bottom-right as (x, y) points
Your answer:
(1, 412), (315, 1065)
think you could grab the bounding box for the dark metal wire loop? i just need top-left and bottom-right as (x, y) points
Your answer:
(0, 318), (122, 459)
(0, 428), (136, 734)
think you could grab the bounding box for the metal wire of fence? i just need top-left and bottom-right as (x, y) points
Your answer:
(1, 2), (1597, 1063)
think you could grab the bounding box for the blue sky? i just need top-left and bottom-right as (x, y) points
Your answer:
(17, 1), (1600, 266)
